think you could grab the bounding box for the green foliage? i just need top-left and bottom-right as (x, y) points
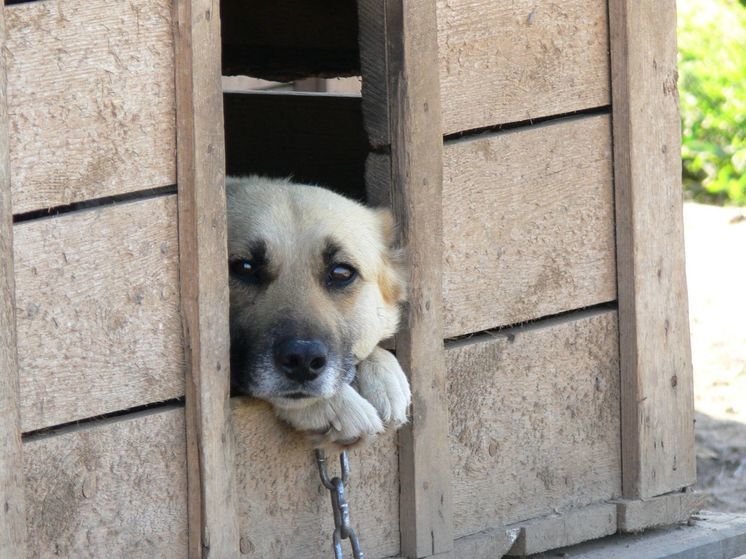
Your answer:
(678, 0), (746, 205)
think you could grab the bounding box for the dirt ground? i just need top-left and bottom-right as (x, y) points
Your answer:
(684, 202), (746, 512)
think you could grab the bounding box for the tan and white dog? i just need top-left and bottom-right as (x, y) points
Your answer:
(227, 176), (411, 447)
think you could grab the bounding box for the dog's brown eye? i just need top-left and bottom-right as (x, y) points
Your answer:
(327, 264), (357, 288)
(230, 258), (261, 283)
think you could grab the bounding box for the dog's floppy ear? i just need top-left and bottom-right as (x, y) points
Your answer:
(375, 208), (407, 305)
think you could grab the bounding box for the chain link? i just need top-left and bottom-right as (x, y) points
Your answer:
(315, 449), (364, 559)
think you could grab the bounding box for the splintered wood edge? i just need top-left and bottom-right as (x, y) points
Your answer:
(0, 6), (27, 557)
(173, 0), (239, 556)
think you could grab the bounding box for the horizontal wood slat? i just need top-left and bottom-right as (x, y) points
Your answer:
(436, 0), (610, 134)
(231, 400), (400, 559)
(447, 309), (622, 538)
(24, 408), (188, 559)
(14, 196), (184, 432)
(5, 0), (176, 214)
(443, 114), (617, 338)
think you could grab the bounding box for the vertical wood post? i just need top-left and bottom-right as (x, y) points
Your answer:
(0, 7), (28, 559)
(609, 0), (696, 499)
(173, 1), (240, 556)
(360, 1), (454, 556)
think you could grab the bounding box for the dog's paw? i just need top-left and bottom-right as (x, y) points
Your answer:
(355, 346), (411, 428)
(274, 384), (384, 449)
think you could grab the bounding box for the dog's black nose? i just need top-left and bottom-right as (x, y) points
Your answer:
(273, 339), (328, 382)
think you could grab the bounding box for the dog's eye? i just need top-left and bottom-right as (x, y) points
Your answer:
(230, 259), (261, 283)
(327, 264), (357, 288)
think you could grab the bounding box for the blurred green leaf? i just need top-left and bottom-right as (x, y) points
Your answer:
(679, 0), (746, 205)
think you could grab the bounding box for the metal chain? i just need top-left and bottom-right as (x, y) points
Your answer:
(315, 449), (364, 559)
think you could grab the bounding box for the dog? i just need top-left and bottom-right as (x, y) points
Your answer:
(226, 175), (411, 447)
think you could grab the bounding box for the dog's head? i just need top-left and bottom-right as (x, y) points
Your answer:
(227, 176), (406, 408)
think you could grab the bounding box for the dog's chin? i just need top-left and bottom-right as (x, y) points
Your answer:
(268, 393), (326, 410)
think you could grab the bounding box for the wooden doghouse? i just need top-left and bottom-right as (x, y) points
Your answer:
(0, 1), (696, 558)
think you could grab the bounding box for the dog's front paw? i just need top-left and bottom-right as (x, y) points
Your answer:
(355, 346), (411, 428)
(274, 384), (384, 449)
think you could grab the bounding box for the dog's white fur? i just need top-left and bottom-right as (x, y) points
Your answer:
(227, 176), (411, 447)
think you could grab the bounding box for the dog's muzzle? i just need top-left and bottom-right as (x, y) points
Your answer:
(273, 338), (329, 383)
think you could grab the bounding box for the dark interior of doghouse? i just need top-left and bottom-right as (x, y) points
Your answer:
(221, 0), (368, 202)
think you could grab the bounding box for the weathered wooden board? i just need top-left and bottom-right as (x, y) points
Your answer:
(14, 196), (184, 432)
(173, 0), (240, 554)
(370, 2), (456, 556)
(23, 408), (188, 559)
(447, 309), (622, 539)
(357, 0), (391, 148)
(443, 114), (616, 338)
(506, 503), (617, 557)
(231, 399), (400, 559)
(436, 0), (610, 134)
(609, 0), (696, 499)
(0, 7), (27, 556)
(453, 526), (521, 559)
(224, 92), (368, 203)
(616, 491), (706, 534)
(5, 0), (176, 214)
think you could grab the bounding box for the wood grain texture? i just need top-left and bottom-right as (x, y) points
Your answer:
(436, 0), (610, 134)
(443, 114), (617, 337)
(616, 491), (706, 534)
(447, 309), (622, 538)
(173, 1), (239, 555)
(14, 196), (183, 432)
(23, 408), (188, 559)
(609, 0), (696, 499)
(380, 1), (455, 555)
(452, 527), (520, 559)
(231, 399), (400, 559)
(4, 0), (176, 214)
(0, 7), (27, 557)
(357, 0), (390, 147)
(506, 503), (617, 557)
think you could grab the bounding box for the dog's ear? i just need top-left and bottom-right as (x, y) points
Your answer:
(374, 208), (407, 305)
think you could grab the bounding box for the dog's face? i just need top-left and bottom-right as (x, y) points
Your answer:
(227, 176), (405, 409)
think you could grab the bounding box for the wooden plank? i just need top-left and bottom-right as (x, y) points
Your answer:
(452, 527), (520, 559)
(609, 0), (696, 499)
(221, 0), (359, 80)
(506, 503), (618, 557)
(357, 0), (390, 147)
(5, 0), (176, 214)
(23, 408), (188, 559)
(447, 309), (622, 538)
(223, 92), (368, 203)
(443, 114), (617, 337)
(173, 1), (239, 556)
(231, 399), (400, 559)
(616, 491), (707, 534)
(0, 7), (27, 558)
(14, 196), (184, 432)
(529, 512), (746, 559)
(436, 0), (610, 134)
(362, 1), (455, 556)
